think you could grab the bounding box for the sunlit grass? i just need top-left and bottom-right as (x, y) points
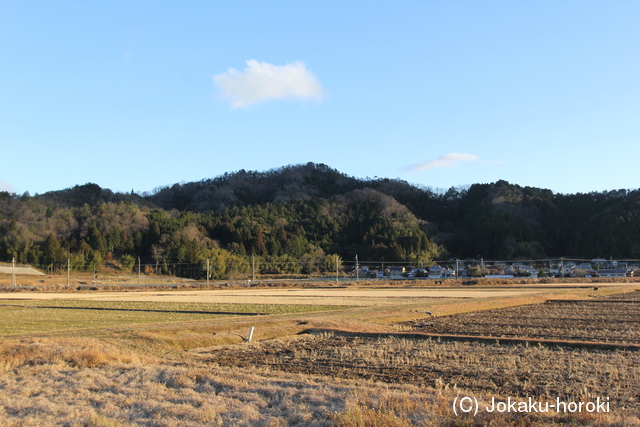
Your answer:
(0, 300), (348, 336)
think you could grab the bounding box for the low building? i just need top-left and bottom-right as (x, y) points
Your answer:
(428, 265), (443, 279)
(573, 263), (596, 277)
(597, 269), (629, 278)
(409, 268), (427, 278)
(388, 266), (405, 278)
(442, 268), (456, 279)
(455, 266), (467, 277)
(591, 258), (609, 268)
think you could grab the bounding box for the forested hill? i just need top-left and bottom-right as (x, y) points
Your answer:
(147, 163), (368, 211)
(145, 162), (640, 260)
(1, 163), (639, 275)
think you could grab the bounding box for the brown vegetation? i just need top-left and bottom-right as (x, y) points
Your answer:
(1, 336), (635, 426)
(403, 300), (640, 344)
(195, 334), (640, 411)
(1, 283), (639, 425)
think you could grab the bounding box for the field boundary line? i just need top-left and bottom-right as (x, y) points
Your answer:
(303, 328), (640, 351)
(0, 303), (269, 316)
(546, 299), (640, 303)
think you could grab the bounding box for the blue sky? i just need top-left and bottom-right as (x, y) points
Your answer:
(1, 1), (639, 196)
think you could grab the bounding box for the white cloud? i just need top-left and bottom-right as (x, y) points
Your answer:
(409, 153), (480, 171)
(0, 180), (17, 193)
(212, 60), (324, 108)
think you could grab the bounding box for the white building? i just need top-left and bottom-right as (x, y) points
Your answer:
(598, 269), (628, 278)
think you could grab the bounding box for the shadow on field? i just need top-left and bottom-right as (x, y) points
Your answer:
(301, 328), (640, 351)
(0, 304), (267, 316)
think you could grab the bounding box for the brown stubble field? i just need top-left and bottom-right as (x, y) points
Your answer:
(1, 279), (640, 426)
(404, 299), (640, 343)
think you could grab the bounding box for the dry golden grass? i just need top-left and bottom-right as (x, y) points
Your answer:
(0, 337), (439, 426)
(2, 340), (632, 427)
(0, 337), (150, 372)
(330, 391), (629, 427)
(0, 300), (349, 337)
(1, 283), (638, 426)
(195, 334), (640, 413)
(0, 287), (545, 306)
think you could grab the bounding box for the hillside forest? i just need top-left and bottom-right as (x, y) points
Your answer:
(1, 163), (639, 278)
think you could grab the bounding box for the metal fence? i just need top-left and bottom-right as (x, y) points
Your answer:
(6, 257), (639, 281)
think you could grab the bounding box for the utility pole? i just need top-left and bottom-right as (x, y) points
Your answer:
(206, 259), (210, 286)
(67, 258), (70, 288)
(138, 257), (141, 285)
(355, 255), (359, 281)
(336, 257), (339, 283)
(11, 257), (16, 287)
(252, 254), (255, 281)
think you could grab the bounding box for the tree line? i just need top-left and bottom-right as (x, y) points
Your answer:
(0, 181), (443, 278)
(1, 163), (638, 279)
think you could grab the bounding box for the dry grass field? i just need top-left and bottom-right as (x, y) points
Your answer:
(403, 299), (640, 344)
(198, 334), (640, 412)
(0, 300), (348, 337)
(1, 278), (639, 426)
(0, 286), (546, 305)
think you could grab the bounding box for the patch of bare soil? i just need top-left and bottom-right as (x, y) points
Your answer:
(403, 301), (640, 344)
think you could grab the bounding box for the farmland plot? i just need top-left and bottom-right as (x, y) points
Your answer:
(0, 300), (347, 336)
(2, 284), (639, 425)
(195, 334), (640, 411)
(403, 300), (640, 344)
(195, 294), (640, 416)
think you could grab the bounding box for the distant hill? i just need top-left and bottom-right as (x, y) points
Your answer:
(144, 163), (640, 260)
(1, 163), (639, 275)
(147, 163), (371, 211)
(35, 183), (149, 208)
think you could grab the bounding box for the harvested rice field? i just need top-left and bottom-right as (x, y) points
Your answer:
(0, 300), (348, 336)
(196, 334), (640, 412)
(1, 281), (639, 426)
(402, 300), (640, 344)
(0, 286), (550, 306)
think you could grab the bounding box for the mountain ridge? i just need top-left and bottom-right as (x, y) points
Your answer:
(1, 163), (639, 273)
